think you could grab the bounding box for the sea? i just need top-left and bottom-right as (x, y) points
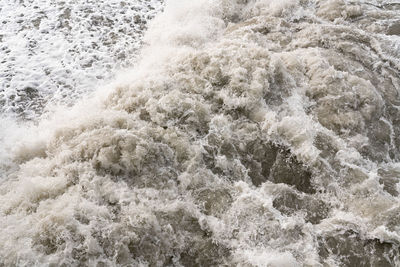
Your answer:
(0, 0), (400, 266)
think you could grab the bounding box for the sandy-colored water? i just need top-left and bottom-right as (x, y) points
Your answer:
(1, 0), (400, 266)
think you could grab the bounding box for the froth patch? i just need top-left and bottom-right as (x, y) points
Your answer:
(1, 0), (400, 265)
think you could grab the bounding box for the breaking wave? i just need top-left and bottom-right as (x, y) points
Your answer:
(1, 0), (400, 266)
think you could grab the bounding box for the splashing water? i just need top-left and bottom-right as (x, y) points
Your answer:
(1, 0), (400, 266)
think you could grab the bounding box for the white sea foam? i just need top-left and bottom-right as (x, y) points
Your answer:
(0, 0), (163, 119)
(1, 0), (400, 266)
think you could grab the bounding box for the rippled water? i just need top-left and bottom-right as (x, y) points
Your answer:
(0, 0), (162, 119)
(1, 0), (400, 266)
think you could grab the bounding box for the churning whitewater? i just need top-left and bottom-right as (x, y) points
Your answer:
(1, 0), (400, 266)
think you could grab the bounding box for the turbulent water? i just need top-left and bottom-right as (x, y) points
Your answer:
(0, 0), (162, 119)
(1, 0), (400, 266)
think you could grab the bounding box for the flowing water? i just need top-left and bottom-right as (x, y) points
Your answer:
(1, 0), (400, 266)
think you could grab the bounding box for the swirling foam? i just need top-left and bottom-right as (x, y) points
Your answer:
(1, 0), (400, 266)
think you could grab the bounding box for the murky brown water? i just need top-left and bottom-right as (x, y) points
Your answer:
(0, 0), (400, 266)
